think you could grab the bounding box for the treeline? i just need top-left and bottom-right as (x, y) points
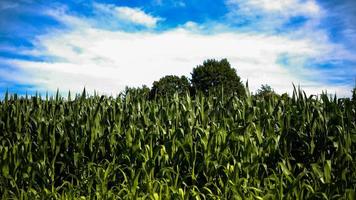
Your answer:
(127, 58), (356, 101)
(131, 58), (246, 100)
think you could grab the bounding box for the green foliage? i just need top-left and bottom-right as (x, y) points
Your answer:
(150, 75), (190, 99)
(191, 58), (245, 97)
(256, 84), (276, 98)
(124, 85), (150, 99)
(0, 87), (355, 199)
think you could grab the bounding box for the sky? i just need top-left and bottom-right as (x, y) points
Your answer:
(0, 0), (355, 97)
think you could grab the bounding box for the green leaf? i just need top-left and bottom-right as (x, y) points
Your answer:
(2, 164), (9, 178)
(324, 160), (331, 183)
(279, 162), (291, 176)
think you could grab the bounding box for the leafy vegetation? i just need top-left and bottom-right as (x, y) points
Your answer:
(149, 75), (190, 99)
(255, 84), (276, 98)
(149, 59), (245, 98)
(0, 86), (355, 199)
(191, 59), (245, 97)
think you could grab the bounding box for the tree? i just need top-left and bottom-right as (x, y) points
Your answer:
(352, 86), (356, 102)
(123, 85), (151, 99)
(256, 84), (276, 98)
(191, 59), (245, 96)
(149, 75), (190, 99)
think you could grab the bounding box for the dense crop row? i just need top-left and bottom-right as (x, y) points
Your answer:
(0, 88), (355, 199)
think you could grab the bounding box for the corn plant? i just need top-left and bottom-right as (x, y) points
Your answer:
(0, 87), (355, 199)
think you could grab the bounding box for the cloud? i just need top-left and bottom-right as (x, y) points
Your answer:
(1, 2), (354, 97)
(225, 0), (323, 33)
(317, 0), (356, 51)
(227, 0), (320, 16)
(152, 0), (186, 7)
(94, 3), (162, 28)
(1, 16), (352, 97)
(115, 7), (162, 27)
(43, 3), (163, 30)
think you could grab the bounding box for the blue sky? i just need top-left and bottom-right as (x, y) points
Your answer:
(0, 0), (355, 97)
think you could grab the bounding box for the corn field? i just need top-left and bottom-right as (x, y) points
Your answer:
(0, 88), (355, 199)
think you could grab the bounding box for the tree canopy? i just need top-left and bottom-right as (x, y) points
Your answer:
(149, 75), (190, 99)
(256, 84), (276, 98)
(191, 58), (245, 96)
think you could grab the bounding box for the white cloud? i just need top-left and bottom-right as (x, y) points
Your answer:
(44, 4), (162, 29)
(115, 7), (161, 27)
(94, 3), (162, 28)
(153, 0), (186, 7)
(1, 4), (353, 97)
(227, 0), (320, 16)
(44, 6), (91, 28)
(2, 30), (351, 97)
(225, 0), (323, 34)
